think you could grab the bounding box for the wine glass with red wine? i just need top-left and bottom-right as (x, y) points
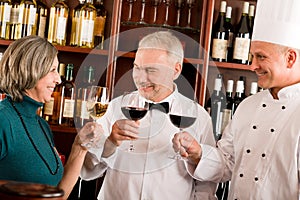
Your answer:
(169, 99), (197, 160)
(121, 91), (149, 152)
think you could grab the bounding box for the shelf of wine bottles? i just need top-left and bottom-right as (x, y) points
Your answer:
(0, 0), (107, 49)
(211, 0), (256, 65)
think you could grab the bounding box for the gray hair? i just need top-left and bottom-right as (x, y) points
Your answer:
(0, 35), (58, 102)
(138, 31), (184, 65)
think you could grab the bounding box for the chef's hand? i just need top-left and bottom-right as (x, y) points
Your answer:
(172, 131), (202, 164)
(77, 122), (104, 149)
(107, 119), (140, 146)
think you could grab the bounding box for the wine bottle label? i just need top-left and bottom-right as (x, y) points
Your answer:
(56, 16), (67, 40)
(10, 7), (19, 24)
(28, 5), (36, 25)
(212, 38), (228, 59)
(76, 99), (82, 118)
(80, 19), (94, 43)
(63, 99), (75, 118)
(1, 3), (11, 38)
(233, 37), (250, 60)
(221, 109), (231, 132)
(44, 97), (54, 115)
(37, 15), (47, 37)
(94, 16), (106, 36)
(80, 100), (90, 119)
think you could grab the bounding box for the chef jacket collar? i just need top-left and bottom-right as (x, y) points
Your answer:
(273, 82), (300, 100)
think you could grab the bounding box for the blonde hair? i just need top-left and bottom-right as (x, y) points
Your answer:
(0, 35), (58, 102)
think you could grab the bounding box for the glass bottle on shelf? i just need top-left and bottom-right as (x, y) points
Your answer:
(77, 0), (96, 48)
(69, 0), (84, 46)
(249, 81), (258, 96)
(5, 0), (21, 40)
(232, 1), (251, 65)
(211, 1), (227, 62)
(206, 74), (226, 140)
(93, 0), (106, 49)
(58, 63), (76, 127)
(225, 6), (234, 63)
(75, 66), (96, 127)
(248, 4), (255, 35)
(19, 0), (37, 38)
(232, 79), (245, 114)
(36, 0), (48, 38)
(47, 0), (69, 46)
(221, 79), (234, 133)
(0, 0), (11, 39)
(43, 63), (65, 124)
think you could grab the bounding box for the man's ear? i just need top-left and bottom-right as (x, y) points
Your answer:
(286, 49), (297, 68)
(173, 62), (182, 80)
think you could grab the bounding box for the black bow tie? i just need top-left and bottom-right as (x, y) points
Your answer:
(149, 102), (169, 113)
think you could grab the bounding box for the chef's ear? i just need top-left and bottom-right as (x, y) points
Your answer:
(173, 62), (182, 80)
(286, 49), (297, 68)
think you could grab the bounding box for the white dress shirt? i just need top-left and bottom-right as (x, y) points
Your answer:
(81, 87), (217, 200)
(196, 83), (300, 199)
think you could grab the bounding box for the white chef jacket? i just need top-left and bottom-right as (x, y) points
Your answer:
(195, 83), (300, 199)
(81, 87), (217, 200)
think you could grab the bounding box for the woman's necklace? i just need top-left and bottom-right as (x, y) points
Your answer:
(8, 98), (60, 175)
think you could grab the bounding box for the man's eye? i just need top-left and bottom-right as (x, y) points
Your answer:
(256, 54), (265, 60)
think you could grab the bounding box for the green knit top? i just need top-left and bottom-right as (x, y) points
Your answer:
(0, 95), (63, 186)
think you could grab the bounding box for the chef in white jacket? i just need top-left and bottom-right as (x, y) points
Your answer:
(172, 0), (300, 199)
(80, 31), (217, 200)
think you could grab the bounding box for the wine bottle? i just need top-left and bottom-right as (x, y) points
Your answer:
(69, 0), (84, 46)
(58, 63), (76, 127)
(232, 2), (251, 65)
(75, 66), (96, 127)
(47, 0), (69, 46)
(249, 81), (258, 96)
(248, 4), (255, 35)
(43, 63), (65, 124)
(239, 76), (247, 99)
(78, 0), (96, 48)
(225, 6), (234, 62)
(0, 0), (11, 39)
(206, 74), (226, 140)
(5, 0), (21, 40)
(19, 0), (37, 38)
(93, 0), (106, 49)
(36, 0), (48, 38)
(211, 1), (227, 62)
(221, 79), (234, 133)
(232, 80), (245, 114)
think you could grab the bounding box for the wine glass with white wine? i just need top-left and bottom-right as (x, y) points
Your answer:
(82, 86), (109, 147)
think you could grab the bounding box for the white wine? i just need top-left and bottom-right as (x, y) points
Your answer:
(69, 0), (84, 46)
(0, 0), (11, 39)
(36, 0), (48, 38)
(78, 0), (96, 48)
(94, 0), (106, 49)
(48, 0), (68, 46)
(5, 0), (21, 40)
(19, 0), (37, 37)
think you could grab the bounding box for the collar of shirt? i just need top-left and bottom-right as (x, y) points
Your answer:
(272, 82), (300, 100)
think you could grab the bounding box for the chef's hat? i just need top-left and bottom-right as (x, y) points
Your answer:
(252, 0), (300, 49)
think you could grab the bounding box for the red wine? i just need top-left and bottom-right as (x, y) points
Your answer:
(169, 114), (196, 129)
(121, 106), (148, 121)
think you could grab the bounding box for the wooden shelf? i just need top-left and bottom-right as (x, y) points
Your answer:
(209, 61), (252, 70)
(50, 125), (78, 134)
